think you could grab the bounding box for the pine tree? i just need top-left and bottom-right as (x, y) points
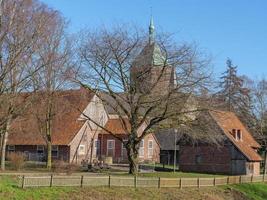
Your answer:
(219, 59), (246, 111)
(218, 59), (255, 130)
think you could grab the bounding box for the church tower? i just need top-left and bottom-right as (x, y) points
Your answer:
(130, 18), (176, 95)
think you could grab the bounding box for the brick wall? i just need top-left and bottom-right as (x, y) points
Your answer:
(179, 144), (232, 174)
(6, 145), (70, 162)
(98, 133), (160, 163)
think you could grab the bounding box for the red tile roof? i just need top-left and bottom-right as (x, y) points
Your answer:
(210, 110), (262, 161)
(7, 89), (94, 145)
(102, 118), (131, 134)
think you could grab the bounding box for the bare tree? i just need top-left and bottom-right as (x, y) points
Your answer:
(249, 78), (267, 174)
(30, 15), (72, 170)
(0, 0), (69, 170)
(75, 24), (211, 174)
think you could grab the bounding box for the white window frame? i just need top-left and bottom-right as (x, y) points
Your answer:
(78, 144), (86, 155)
(107, 140), (115, 156)
(139, 139), (144, 158)
(8, 145), (15, 152)
(148, 140), (153, 158)
(52, 145), (59, 158)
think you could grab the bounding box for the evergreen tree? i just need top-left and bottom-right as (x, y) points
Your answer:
(219, 59), (247, 111)
(218, 59), (255, 130)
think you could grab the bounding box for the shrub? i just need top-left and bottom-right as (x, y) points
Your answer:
(7, 152), (26, 170)
(66, 163), (80, 175)
(52, 160), (80, 174)
(52, 160), (67, 173)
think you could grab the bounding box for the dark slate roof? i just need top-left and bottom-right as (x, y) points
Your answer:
(155, 129), (183, 150)
(155, 111), (227, 150)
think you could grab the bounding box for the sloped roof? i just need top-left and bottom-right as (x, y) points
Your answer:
(210, 110), (262, 161)
(102, 118), (131, 134)
(7, 88), (94, 145)
(155, 111), (226, 150)
(155, 129), (182, 150)
(132, 42), (166, 68)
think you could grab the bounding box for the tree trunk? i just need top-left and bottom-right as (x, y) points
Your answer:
(127, 143), (139, 174)
(46, 96), (53, 170)
(46, 114), (52, 170)
(46, 140), (52, 170)
(0, 116), (12, 171)
(263, 147), (267, 175)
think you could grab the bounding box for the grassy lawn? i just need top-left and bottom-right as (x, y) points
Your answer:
(0, 175), (243, 200)
(226, 183), (267, 200)
(2, 175), (267, 200)
(0, 176), (74, 200)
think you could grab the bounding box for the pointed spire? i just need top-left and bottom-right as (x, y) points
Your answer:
(149, 16), (155, 44)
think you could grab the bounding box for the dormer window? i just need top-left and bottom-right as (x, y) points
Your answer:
(232, 129), (242, 141)
(237, 129), (242, 141)
(232, 129), (236, 138)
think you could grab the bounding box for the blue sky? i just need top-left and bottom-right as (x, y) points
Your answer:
(42, 0), (267, 78)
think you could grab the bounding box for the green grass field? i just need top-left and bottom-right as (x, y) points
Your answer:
(227, 183), (267, 200)
(1, 175), (267, 200)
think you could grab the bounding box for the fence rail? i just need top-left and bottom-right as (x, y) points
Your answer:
(19, 174), (267, 188)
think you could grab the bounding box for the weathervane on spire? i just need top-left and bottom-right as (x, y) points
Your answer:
(149, 6), (155, 44)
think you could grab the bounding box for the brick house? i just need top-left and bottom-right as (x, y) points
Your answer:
(179, 110), (262, 175)
(5, 88), (160, 165)
(96, 118), (160, 163)
(6, 89), (107, 164)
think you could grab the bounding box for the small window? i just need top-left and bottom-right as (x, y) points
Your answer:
(232, 129), (236, 136)
(8, 145), (15, 152)
(37, 145), (44, 154)
(107, 140), (115, 149)
(195, 155), (202, 164)
(79, 145), (85, 155)
(107, 140), (115, 156)
(139, 139), (144, 157)
(52, 145), (58, 158)
(148, 140), (153, 158)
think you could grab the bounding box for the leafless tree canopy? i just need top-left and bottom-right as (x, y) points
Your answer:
(0, 0), (70, 170)
(75, 25), (211, 173)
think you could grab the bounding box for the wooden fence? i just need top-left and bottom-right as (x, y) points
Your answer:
(19, 174), (267, 188)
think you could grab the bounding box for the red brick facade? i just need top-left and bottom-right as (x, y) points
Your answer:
(179, 143), (261, 175)
(97, 133), (160, 163)
(179, 144), (231, 174)
(6, 145), (70, 162)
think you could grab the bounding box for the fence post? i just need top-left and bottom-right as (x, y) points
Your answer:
(108, 175), (111, 188)
(50, 174), (53, 187)
(251, 175), (253, 183)
(22, 175), (25, 188)
(213, 177), (216, 186)
(134, 175), (137, 188)
(80, 175), (84, 187)
(263, 174), (265, 182)
(239, 176), (242, 184)
(180, 178), (182, 189)
(227, 176), (229, 184)
(158, 177), (161, 188)
(197, 178), (200, 188)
